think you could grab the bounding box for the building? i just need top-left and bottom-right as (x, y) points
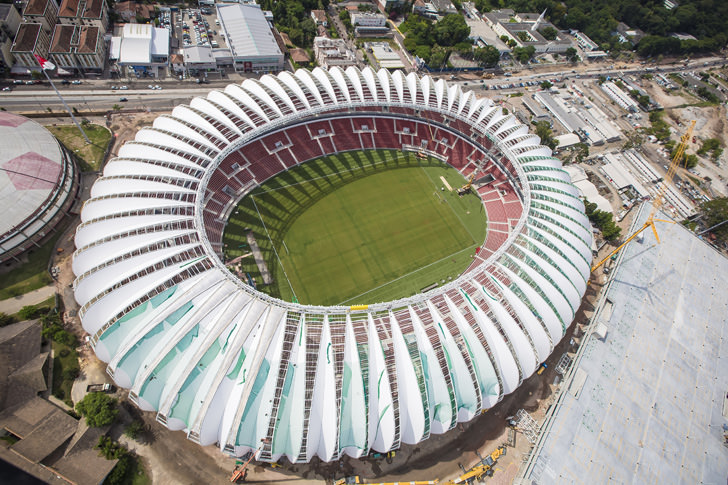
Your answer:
(72, 66), (592, 464)
(57, 0), (108, 35)
(573, 31), (598, 51)
(310, 9), (327, 27)
(169, 52), (183, 74)
(412, 0), (457, 18)
(485, 10), (572, 53)
(366, 41), (404, 68)
(601, 81), (639, 112)
(313, 36), (356, 69)
(351, 11), (386, 27)
(182, 45), (216, 73)
(22, 0), (57, 34)
(289, 47), (310, 65)
(0, 320), (119, 485)
(519, 203), (727, 483)
(49, 24), (104, 73)
(113, 0), (154, 23)
(10, 23), (50, 69)
(0, 112), (79, 263)
(110, 23), (169, 77)
(613, 22), (645, 45)
(217, 3), (284, 73)
(0, 4), (22, 70)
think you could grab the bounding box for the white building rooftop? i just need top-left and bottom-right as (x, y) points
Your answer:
(217, 3), (281, 59)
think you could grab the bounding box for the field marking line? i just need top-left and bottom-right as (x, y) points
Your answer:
(336, 243), (479, 306)
(250, 195), (298, 301)
(251, 151), (411, 195)
(417, 161), (480, 244)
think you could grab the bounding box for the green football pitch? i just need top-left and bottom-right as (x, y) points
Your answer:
(222, 150), (487, 306)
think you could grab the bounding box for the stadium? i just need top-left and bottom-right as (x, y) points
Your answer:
(72, 66), (592, 463)
(0, 112), (79, 264)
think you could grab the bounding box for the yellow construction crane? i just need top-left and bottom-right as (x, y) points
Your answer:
(457, 172), (476, 196)
(591, 120), (696, 272)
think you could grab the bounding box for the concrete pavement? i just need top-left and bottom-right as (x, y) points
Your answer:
(0, 284), (56, 315)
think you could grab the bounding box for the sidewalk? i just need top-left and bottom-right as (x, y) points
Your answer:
(0, 285), (56, 315)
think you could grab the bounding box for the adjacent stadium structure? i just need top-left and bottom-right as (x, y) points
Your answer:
(72, 67), (593, 463)
(0, 112), (79, 264)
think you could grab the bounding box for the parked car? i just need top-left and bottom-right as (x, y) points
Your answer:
(111, 85), (118, 90)
(71, 80), (81, 84)
(1, 86), (11, 91)
(61, 79), (70, 85)
(119, 97), (128, 102)
(120, 85), (128, 90)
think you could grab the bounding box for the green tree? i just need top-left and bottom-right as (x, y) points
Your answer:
(515, 30), (531, 43)
(472, 45), (500, 67)
(433, 14), (470, 46)
(565, 47), (579, 62)
(18, 305), (41, 320)
(539, 26), (558, 40)
(697, 138), (723, 161)
(124, 420), (146, 441)
(534, 121), (557, 150)
(76, 393), (118, 427)
(512, 45), (535, 63)
(540, 80), (553, 89)
(699, 197), (728, 242)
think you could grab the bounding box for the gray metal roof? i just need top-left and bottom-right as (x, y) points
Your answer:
(217, 3), (282, 59)
(521, 202), (728, 483)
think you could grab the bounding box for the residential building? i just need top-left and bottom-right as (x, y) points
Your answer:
(49, 23), (104, 73)
(313, 36), (356, 69)
(57, 0), (108, 35)
(217, 3), (284, 72)
(169, 52), (183, 74)
(22, 0), (57, 34)
(113, 0), (154, 23)
(10, 23), (50, 68)
(412, 0), (456, 18)
(310, 9), (327, 26)
(0, 4), (22, 69)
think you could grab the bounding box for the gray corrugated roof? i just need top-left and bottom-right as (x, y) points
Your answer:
(522, 203), (728, 483)
(217, 3), (282, 58)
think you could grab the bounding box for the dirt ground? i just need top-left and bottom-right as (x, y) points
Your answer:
(643, 82), (728, 197)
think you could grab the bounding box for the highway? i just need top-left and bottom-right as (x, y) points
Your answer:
(1, 57), (725, 113)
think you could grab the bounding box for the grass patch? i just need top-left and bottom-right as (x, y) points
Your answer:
(52, 340), (80, 406)
(0, 226), (66, 300)
(223, 150), (487, 305)
(46, 123), (112, 171)
(129, 457), (151, 485)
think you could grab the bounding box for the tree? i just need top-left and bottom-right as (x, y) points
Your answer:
(512, 45), (535, 63)
(565, 47), (579, 62)
(699, 197), (728, 242)
(540, 80), (553, 90)
(584, 200), (622, 242)
(124, 420), (145, 441)
(18, 305), (41, 320)
(76, 393), (118, 427)
(515, 30), (531, 43)
(534, 121), (557, 150)
(433, 14), (470, 46)
(697, 138), (723, 161)
(0, 313), (15, 328)
(539, 26), (558, 41)
(472, 45), (499, 67)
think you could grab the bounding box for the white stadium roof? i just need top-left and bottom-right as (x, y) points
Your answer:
(73, 67), (592, 463)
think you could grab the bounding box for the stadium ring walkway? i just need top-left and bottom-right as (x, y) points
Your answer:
(72, 66), (592, 463)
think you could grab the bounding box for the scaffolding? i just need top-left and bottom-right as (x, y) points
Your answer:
(555, 353), (572, 375)
(514, 409), (540, 444)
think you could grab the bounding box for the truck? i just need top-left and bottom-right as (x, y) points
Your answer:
(86, 383), (114, 393)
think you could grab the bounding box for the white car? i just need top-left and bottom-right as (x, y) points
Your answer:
(120, 85), (128, 90)
(148, 85), (154, 89)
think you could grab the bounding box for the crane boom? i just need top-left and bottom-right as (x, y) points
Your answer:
(591, 120), (696, 272)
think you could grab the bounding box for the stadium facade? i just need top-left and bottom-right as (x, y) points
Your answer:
(1, 112), (79, 263)
(72, 67), (592, 463)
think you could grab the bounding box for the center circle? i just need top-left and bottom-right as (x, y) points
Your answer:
(222, 150), (488, 306)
